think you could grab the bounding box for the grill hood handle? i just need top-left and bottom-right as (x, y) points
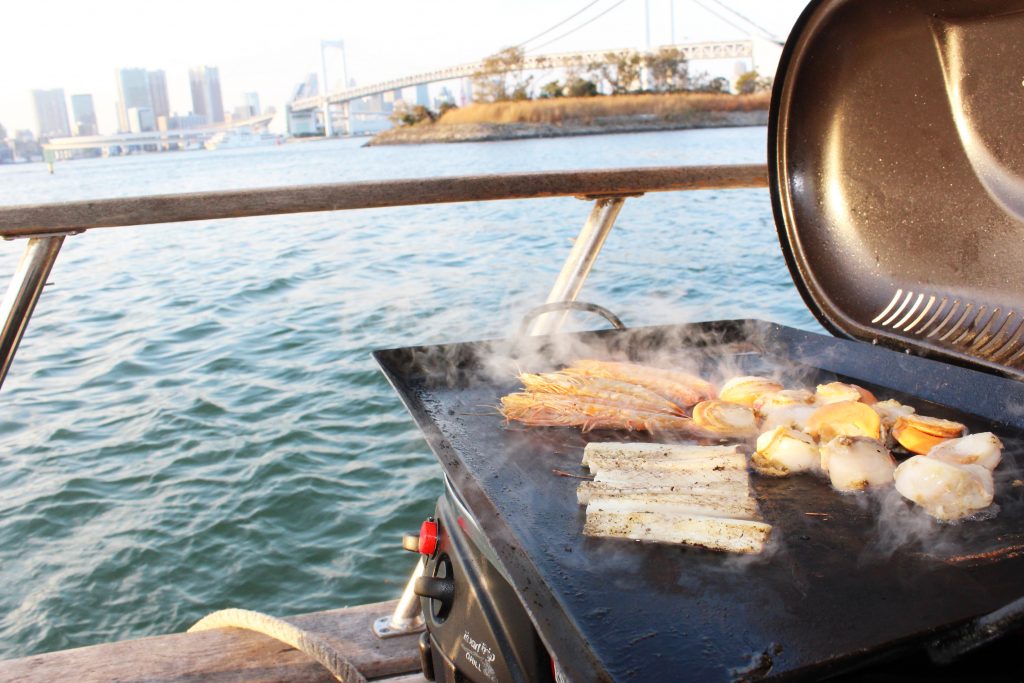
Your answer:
(518, 300), (625, 337)
(928, 594), (1024, 664)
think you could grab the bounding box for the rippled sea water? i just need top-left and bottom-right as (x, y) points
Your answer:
(0, 128), (820, 657)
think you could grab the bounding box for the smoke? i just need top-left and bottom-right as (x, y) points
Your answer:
(386, 314), (1024, 581)
(862, 444), (1023, 564)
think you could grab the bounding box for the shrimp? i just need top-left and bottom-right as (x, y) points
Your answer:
(499, 393), (707, 434)
(518, 372), (685, 416)
(563, 359), (713, 408)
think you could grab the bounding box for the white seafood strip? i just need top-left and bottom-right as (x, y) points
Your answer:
(581, 442), (739, 466)
(585, 453), (745, 474)
(593, 467), (747, 487)
(584, 509), (771, 554)
(586, 493), (760, 520)
(576, 481), (752, 505)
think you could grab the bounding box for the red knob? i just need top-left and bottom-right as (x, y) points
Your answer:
(418, 519), (439, 556)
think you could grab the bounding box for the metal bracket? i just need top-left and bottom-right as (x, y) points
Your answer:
(1, 235), (66, 391)
(3, 229), (84, 241)
(575, 192), (644, 201)
(528, 196), (628, 336)
(371, 557), (426, 639)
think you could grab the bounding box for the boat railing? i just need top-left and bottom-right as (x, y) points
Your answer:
(0, 163), (768, 393)
(0, 162), (768, 646)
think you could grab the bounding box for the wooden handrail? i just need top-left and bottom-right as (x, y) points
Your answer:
(0, 164), (768, 239)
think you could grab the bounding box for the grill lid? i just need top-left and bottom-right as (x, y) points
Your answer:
(769, 0), (1024, 378)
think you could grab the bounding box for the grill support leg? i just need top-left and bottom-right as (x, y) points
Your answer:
(372, 557), (426, 638)
(529, 196), (626, 336)
(0, 236), (65, 391)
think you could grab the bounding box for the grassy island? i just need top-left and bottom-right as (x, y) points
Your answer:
(367, 91), (771, 146)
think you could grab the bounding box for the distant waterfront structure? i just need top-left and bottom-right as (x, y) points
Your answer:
(233, 92), (261, 121)
(158, 112), (206, 131)
(13, 130), (41, 160)
(70, 94), (99, 136)
(415, 84), (430, 107)
(148, 70), (170, 120)
(189, 66), (225, 125)
(31, 88), (70, 140)
(115, 68), (172, 132)
(127, 107), (155, 134)
(292, 73), (319, 99)
(116, 69), (152, 132)
(243, 92), (261, 117)
(286, 74), (322, 136)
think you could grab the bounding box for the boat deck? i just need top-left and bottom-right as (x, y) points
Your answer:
(0, 600), (423, 682)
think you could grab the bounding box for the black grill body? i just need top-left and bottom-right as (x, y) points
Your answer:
(376, 321), (1024, 681)
(417, 480), (555, 683)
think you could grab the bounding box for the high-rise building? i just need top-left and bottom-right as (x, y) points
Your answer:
(290, 73), (319, 101)
(127, 107), (155, 133)
(189, 66), (225, 124)
(70, 94), (98, 136)
(232, 92), (262, 122)
(416, 84), (430, 107)
(242, 92), (261, 117)
(116, 68), (152, 132)
(148, 70), (170, 120)
(31, 89), (70, 140)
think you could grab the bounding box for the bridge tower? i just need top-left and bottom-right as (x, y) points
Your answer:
(320, 39), (349, 136)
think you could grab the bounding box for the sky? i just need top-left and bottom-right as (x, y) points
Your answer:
(1, 0), (810, 136)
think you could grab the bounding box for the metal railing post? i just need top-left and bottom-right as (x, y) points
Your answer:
(0, 236), (65, 390)
(529, 196), (627, 336)
(372, 557), (426, 638)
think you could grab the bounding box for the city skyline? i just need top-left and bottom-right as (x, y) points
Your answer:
(1, 0), (808, 135)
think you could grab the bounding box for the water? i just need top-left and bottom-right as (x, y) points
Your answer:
(0, 128), (820, 658)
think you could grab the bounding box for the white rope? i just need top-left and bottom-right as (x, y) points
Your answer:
(189, 608), (368, 683)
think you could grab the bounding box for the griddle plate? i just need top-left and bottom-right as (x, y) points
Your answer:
(374, 321), (1024, 682)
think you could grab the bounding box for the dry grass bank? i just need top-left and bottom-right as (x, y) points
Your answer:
(438, 92), (770, 125)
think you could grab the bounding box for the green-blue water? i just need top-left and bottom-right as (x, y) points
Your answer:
(0, 128), (819, 657)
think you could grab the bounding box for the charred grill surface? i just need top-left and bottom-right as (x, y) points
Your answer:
(375, 321), (1024, 682)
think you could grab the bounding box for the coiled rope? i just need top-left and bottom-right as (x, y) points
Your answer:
(188, 608), (368, 683)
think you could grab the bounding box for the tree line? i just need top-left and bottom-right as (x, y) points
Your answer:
(471, 46), (770, 103)
(392, 47), (771, 127)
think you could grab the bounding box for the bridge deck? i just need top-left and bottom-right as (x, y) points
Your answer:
(290, 40), (756, 111)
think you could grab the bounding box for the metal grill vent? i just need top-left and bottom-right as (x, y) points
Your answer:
(871, 289), (1024, 369)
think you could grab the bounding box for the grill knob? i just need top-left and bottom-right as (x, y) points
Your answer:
(414, 576), (455, 619)
(402, 518), (439, 555)
(418, 519), (439, 555)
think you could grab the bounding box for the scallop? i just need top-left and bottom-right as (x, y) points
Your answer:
(928, 432), (1003, 471)
(872, 399), (917, 448)
(894, 455), (994, 521)
(805, 400), (882, 443)
(891, 415), (965, 455)
(718, 376), (784, 408)
(692, 400), (758, 438)
(872, 399), (916, 430)
(751, 426), (820, 477)
(816, 381), (877, 405)
(753, 389), (815, 418)
(819, 436), (896, 492)
(759, 403), (818, 432)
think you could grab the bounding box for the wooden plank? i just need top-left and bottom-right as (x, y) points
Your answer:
(0, 600), (421, 683)
(0, 164), (768, 238)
